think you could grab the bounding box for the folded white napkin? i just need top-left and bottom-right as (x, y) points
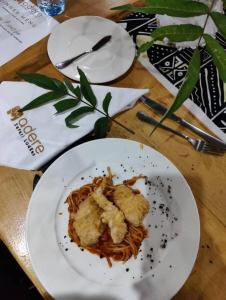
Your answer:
(0, 82), (148, 170)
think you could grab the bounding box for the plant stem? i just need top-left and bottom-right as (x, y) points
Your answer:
(67, 92), (135, 135)
(197, 0), (217, 46)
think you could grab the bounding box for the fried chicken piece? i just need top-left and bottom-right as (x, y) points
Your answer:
(73, 195), (104, 246)
(92, 187), (127, 244)
(113, 185), (150, 226)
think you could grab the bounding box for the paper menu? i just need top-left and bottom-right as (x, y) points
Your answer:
(0, 0), (58, 66)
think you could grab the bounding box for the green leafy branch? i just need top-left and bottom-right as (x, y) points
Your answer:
(112, 0), (226, 134)
(19, 68), (135, 138)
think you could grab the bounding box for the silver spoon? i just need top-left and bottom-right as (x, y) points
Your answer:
(55, 35), (112, 69)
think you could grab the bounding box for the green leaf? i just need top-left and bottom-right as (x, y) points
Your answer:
(78, 68), (97, 107)
(138, 41), (154, 55)
(73, 86), (82, 99)
(151, 48), (200, 134)
(211, 12), (226, 40)
(204, 34), (226, 82)
(54, 98), (80, 113)
(111, 1), (208, 17)
(21, 90), (66, 111)
(65, 106), (94, 128)
(137, 25), (202, 55)
(19, 73), (67, 92)
(64, 79), (82, 99)
(151, 24), (202, 42)
(94, 117), (109, 138)
(102, 92), (112, 115)
(64, 79), (75, 93)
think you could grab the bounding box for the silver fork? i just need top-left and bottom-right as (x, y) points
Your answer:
(137, 112), (225, 155)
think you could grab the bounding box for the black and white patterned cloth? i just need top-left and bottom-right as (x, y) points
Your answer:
(118, 12), (226, 142)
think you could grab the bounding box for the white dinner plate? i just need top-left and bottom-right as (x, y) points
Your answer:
(47, 16), (136, 83)
(26, 138), (200, 300)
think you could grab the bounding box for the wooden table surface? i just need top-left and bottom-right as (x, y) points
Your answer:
(0, 1), (226, 299)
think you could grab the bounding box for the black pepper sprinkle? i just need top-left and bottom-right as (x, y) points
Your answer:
(207, 244), (210, 249)
(152, 274), (155, 277)
(150, 248), (153, 252)
(64, 235), (66, 239)
(155, 225), (158, 229)
(100, 255), (104, 259)
(169, 265), (172, 268)
(70, 239), (73, 242)
(126, 268), (129, 272)
(148, 224), (151, 228)
(81, 177), (84, 180)
(160, 239), (167, 249)
(65, 248), (68, 251)
(209, 260), (213, 264)
(81, 248), (84, 251)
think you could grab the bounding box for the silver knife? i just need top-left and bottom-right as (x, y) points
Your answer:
(55, 35), (112, 69)
(140, 95), (226, 149)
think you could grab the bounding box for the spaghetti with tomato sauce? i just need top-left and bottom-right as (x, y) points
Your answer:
(66, 169), (149, 267)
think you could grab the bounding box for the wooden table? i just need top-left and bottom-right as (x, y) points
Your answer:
(0, 1), (226, 299)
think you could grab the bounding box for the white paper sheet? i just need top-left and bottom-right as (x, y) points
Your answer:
(0, 0), (58, 66)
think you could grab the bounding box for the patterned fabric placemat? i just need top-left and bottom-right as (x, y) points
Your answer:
(118, 12), (226, 142)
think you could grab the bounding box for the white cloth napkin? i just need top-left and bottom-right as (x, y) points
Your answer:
(0, 81), (148, 170)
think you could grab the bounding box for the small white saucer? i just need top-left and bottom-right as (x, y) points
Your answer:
(47, 16), (136, 83)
